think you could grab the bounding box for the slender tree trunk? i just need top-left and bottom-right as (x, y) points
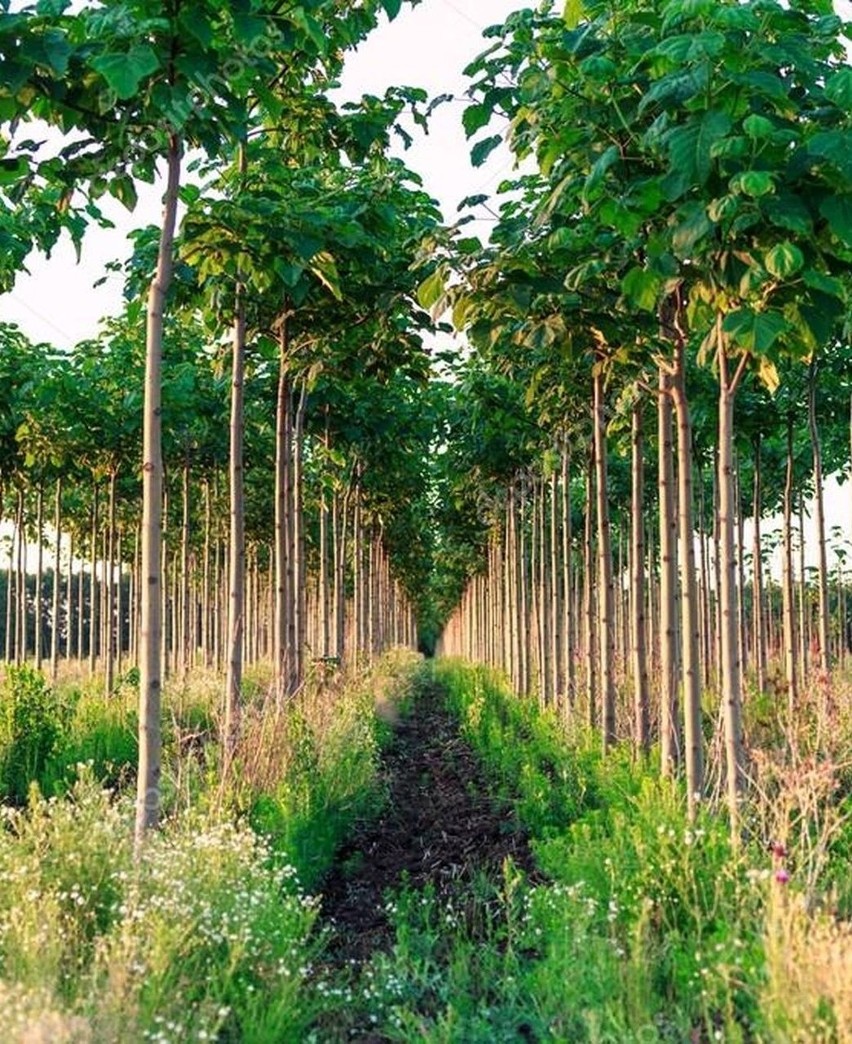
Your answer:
(716, 330), (746, 842)
(136, 134), (181, 849)
(808, 359), (831, 675)
(15, 487), (24, 664)
(752, 435), (766, 694)
(593, 367), (616, 749)
(631, 398), (650, 753)
(224, 286), (246, 759)
(88, 483), (98, 676)
(51, 478), (62, 679)
(34, 486), (44, 669)
(202, 478), (211, 668)
(583, 448), (597, 728)
(274, 318), (291, 699)
(293, 382), (308, 687)
(180, 459), (191, 679)
(560, 446), (574, 708)
(670, 334), (703, 816)
(104, 469), (117, 693)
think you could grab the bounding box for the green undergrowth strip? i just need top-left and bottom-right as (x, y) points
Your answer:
(0, 652), (420, 1043)
(398, 660), (767, 1042)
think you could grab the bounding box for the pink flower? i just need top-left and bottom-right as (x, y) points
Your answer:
(769, 841), (788, 860)
(775, 867), (790, 885)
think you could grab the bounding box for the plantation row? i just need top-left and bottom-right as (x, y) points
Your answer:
(1, 657), (850, 1040)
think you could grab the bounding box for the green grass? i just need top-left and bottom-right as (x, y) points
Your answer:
(312, 660), (849, 1043)
(0, 652), (420, 1042)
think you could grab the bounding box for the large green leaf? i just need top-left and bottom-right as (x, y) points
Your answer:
(808, 131), (852, 179)
(621, 267), (662, 312)
(471, 135), (503, 168)
(91, 44), (160, 100)
(563, 0), (586, 28)
(462, 103), (492, 138)
(665, 111), (731, 190)
(731, 170), (775, 197)
(382, 0), (403, 19)
(819, 195), (852, 247)
(764, 241), (804, 279)
(825, 68), (852, 109)
(417, 267), (446, 310)
(723, 308), (788, 353)
(672, 201), (712, 256)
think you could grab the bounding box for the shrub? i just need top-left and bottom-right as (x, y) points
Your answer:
(0, 665), (70, 803)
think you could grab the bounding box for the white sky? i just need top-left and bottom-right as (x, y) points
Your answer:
(1, 0), (850, 566)
(1, 0), (521, 349)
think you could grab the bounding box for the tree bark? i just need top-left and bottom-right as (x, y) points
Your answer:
(224, 285), (246, 760)
(808, 358), (831, 675)
(593, 365), (616, 749)
(669, 333), (703, 816)
(136, 134), (181, 850)
(716, 329), (746, 842)
(631, 398), (650, 753)
(51, 477), (62, 679)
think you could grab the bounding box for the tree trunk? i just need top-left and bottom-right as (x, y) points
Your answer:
(136, 134), (181, 849)
(716, 331), (746, 842)
(104, 469), (117, 693)
(670, 336), (703, 816)
(808, 358), (831, 675)
(35, 486), (44, 670)
(593, 366), (616, 749)
(583, 448), (597, 728)
(752, 435), (766, 694)
(224, 286), (246, 759)
(631, 398), (650, 753)
(51, 478), (62, 679)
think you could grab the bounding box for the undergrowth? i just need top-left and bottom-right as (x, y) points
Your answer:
(334, 660), (851, 1042)
(0, 650), (418, 1042)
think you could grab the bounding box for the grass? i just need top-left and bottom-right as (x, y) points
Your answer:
(309, 659), (851, 1041)
(0, 650), (419, 1042)
(2, 653), (850, 1041)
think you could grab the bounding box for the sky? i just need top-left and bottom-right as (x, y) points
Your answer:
(1, 0), (522, 349)
(1, 0), (850, 562)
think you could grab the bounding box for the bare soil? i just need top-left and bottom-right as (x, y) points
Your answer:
(319, 676), (539, 963)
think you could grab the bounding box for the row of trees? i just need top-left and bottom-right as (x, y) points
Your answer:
(1, 0), (443, 844)
(3, 0), (850, 846)
(433, 0), (851, 837)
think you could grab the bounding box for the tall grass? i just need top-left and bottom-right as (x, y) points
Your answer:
(0, 651), (420, 1042)
(432, 659), (852, 1042)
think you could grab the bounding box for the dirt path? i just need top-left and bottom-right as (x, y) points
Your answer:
(318, 674), (538, 965)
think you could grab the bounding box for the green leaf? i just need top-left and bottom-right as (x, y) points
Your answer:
(764, 195), (812, 235)
(621, 267), (662, 312)
(665, 111), (731, 190)
(308, 251), (342, 301)
(92, 45), (160, 100)
(808, 132), (852, 179)
(0, 157), (29, 186)
(672, 202), (712, 256)
(563, 0), (586, 28)
(417, 268), (446, 310)
(801, 267), (845, 298)
(825, 68), (852, 109)
(742, 114), (774, 140)
(707, 195), (738, 224)
(723, 309), (788, 353)
(764, 241), (804, 279)
(382, 0), (403, 19)
(471, 135), (503, 168)
(108, 174), (138, 211)
(462, 103), (492, 138)
(178, 7), (213, 47)
(819, 195), (852, 247)
(732, 170), (775, 197)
